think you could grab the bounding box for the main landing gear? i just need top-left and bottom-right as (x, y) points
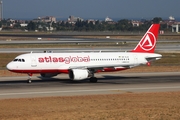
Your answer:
(89, 77), (98, 83)
(27, 73), (32, 83)
(89, 70), (98, 83)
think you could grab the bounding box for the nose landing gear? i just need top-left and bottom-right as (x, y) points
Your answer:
(27, 73), (33, 83)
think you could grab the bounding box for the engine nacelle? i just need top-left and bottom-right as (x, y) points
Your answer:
(69, 69), (89, 80)
(40, 73), (58, 78)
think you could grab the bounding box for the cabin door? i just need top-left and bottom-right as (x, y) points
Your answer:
(31, 55), (37, 67)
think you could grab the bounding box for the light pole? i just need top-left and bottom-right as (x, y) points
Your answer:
(0, 1), (3, 20)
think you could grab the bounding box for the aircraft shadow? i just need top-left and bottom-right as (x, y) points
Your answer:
(0, 75), (137, 84)
(0, 75), (179, 85)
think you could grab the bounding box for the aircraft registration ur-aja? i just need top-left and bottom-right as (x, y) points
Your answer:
(7, 24), (162, 83)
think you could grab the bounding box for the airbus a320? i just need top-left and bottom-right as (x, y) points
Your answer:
(7, 24), (162, 83)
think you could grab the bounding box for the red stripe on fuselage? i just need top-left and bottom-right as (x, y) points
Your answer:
(8, 69), (69, 74)
(9, 68), (128, 74)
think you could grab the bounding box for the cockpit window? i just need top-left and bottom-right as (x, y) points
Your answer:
(13, 59), (18, 62)
(13, 58), (25, 62)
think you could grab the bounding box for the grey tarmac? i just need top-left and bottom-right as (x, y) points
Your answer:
(0, 72), (180, 99)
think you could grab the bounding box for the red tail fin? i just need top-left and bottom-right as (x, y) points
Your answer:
(131, 24), (160, 53)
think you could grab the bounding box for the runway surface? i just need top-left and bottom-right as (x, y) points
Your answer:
(0, 72), (180, 99)
(0, 39), (179, 44)
(0, 37), (180, 53)
(0, 44), (180, 53)
(0, 38), (138, 44)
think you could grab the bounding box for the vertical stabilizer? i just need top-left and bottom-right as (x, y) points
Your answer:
(131, 24), (160, 53)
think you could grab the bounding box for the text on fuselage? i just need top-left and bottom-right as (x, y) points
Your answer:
(38, 56), (90, 64)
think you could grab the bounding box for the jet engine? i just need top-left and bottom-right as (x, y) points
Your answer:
(40, 73), (58, 78)
(69, 69), (89, 80)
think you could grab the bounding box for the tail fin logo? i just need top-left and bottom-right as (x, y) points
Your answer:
(131, 24), (159, 53)
(139, 32), (156, 51)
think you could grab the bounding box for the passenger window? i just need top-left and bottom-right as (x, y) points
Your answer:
(18, 59), (21, 62)
(22, 59), (25, 62)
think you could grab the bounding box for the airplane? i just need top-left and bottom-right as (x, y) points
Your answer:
(6, 24), (162, 83)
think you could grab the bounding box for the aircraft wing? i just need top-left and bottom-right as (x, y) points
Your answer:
(68, 64), (133, 70)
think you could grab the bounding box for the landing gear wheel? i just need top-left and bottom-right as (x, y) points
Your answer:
(27, 73), (32, 83)
(90, 77), (98, 83)
(27, 79), (31, 83)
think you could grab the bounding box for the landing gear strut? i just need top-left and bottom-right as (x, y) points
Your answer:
(27, 73), (32, 83)
(89, 70), (98, 83)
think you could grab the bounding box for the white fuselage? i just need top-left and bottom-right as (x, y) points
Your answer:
(7, 52), (162, 74)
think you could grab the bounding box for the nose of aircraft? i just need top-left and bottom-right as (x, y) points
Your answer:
(6, 62), (14, 70)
